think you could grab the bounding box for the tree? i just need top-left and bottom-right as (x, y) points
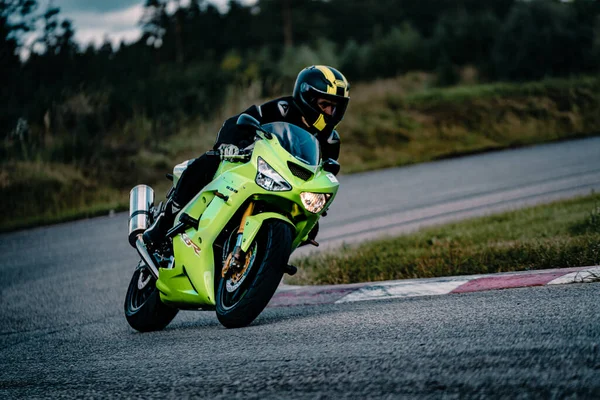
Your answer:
(38, 5), (59, 54)
(1, 0), (38, 139)
(173, 0), (184, 63)
(430, 11), (500, 75)
(282, 0), (293, 47)
(0, 0), (37, 65)
(27, 5), (78, 86)
(140, 0), (168, 50)
(492, 1), (583, 81)
(366, 24), (427, 78)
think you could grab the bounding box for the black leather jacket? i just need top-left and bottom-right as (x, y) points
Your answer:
(214, 96), (341, 161)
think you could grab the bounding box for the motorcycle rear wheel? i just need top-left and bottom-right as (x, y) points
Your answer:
(216, 220), (292, 328)
(124, 263), (179, 332)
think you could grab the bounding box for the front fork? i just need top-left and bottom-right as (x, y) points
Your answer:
(222, 201), (255, 277)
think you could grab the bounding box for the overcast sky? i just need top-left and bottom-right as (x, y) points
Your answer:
(51, 0), (257, 48)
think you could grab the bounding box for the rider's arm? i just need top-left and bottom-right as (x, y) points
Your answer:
(213, 105), (262, 150)
(212, 98), (288, 151)
(320, 130), (341, 161)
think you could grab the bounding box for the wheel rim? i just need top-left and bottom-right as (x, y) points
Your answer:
(128, 266), (156, 312)
(225, 241), (258, 293)
(220, 231), (261, 310)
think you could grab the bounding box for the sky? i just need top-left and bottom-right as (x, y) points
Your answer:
(49, 0), (257, 48)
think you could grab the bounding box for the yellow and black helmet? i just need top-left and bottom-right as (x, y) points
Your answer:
(292, 65), (350, 132)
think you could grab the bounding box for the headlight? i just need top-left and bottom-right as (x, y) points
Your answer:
(300, 192), (332, 214)
(256, 157), (291, 191)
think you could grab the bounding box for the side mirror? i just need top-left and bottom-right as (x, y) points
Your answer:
(236, 113), (260, 130)
(236, 113), (272, 139)
(323, 158), (340, 176)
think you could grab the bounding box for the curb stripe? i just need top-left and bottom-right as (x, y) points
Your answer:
(547, 266), (600, 285)
(335, 280), (469, 303)
(451, 272), (565, 293)
(271, 266), (600, 308)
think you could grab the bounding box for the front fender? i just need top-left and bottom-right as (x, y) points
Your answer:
(241, 213), (295, 252)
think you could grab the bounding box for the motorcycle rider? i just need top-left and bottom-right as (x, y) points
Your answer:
(143, 65), (350, 248)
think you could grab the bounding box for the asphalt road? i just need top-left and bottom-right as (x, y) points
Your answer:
(1, 283), (599, 398)
(1, 137), (600, 398)
(298, 136), (600, 255)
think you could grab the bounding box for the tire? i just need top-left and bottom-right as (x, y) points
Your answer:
(124, 263), (179, 332)
(216, 220), (293, 328)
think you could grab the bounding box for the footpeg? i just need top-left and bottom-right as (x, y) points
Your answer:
(284, 264), (298, 276)
(166, 213), (199, 238)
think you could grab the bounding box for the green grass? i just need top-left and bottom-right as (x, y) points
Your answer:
(0, 161), (128, 232)
(339, 75), (600, 173)
(288, 193), (600, 285)
(403, 75), (600, 105)
(0, 161), (179, 232)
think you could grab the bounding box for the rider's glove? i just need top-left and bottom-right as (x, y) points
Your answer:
(218, 144), (239, 160)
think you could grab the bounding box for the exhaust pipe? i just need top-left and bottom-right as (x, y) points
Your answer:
(135, 236), (160, 279)
(128, 185), (155, 247)
(128, 185), (160, 279)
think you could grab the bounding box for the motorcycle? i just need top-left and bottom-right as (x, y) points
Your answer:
(124, 114), (341, 330)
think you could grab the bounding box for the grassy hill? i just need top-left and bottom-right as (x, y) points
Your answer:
(2, 74), (599, 232)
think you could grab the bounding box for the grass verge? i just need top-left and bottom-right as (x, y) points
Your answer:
(340, 75), (600, 173)
(0, 162), (129, 233)
(287, 193), (600, 285)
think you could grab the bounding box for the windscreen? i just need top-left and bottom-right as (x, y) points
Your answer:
(261, 122), (321, 166)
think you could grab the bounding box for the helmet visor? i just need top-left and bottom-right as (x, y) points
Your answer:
(303, 86), (350, 124)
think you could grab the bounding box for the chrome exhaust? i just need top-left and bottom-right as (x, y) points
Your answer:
(128, 184), (160, 279)
(128, 185), (155, 247)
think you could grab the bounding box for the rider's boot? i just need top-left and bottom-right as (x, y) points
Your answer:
(142, 198), (181, 248)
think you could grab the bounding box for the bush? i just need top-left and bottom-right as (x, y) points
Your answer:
(492, 1), (583, 81)
(278, 39), (340, 82)
(430, 11), (501, 76)
(435, 52), (460, 87)
(364, 24), (426, 79)
(339, 40), (370, 81)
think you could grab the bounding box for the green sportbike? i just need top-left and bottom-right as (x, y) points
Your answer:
(124, 115), (340, 330)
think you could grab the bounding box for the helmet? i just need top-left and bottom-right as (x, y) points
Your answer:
(293, 65), (350, 132)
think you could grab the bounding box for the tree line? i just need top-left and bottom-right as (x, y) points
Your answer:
(2, 0), (600, 165)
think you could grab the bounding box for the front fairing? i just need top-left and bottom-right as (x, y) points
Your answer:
(212, 131), (339, 237)
(249, 123), (340, 216)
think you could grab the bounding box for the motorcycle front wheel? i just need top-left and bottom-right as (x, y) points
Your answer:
(216, 220), (293, 328)
(124, 262), (179, 332)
